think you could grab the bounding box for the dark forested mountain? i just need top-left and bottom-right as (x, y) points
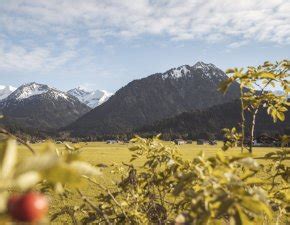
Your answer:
(0, 82), (90, 130)
(137, 100), (290, 140)
(67, 62), (241, 136)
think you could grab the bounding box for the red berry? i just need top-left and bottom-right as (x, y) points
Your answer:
(8, 192), (48, 222)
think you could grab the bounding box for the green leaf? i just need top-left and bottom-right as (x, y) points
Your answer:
(0, 139), (17, 179)
(218, 79), (232, 94)
(0, 192), (9, 213)
(13, 171), (41, 190)
(70, 161), (101, 177)
(257, 72), (276, 79)
(241, 197), (272, 219)
(41, 164), (81, 186)
(276, 111), (285, 121)
(214, 199), (234, 218)
(15, 152), (59, 175)
(245, 177), (264, 185)
(236, 206), (255, 225)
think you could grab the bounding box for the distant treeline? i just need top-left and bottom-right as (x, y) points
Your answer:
(1, 100), (289, 142)
(136, 100), (290, 140)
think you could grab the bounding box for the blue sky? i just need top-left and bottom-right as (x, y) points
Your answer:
(0, 0), (289, 92)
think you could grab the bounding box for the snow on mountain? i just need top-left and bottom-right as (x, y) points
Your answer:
(192, 61), (217, 70)
(97, 90), (114, 105)
(12, 83), (49, 100)
(0, 83), (112, 107)
(0, 85), (16, 100)
(6, 82), (73, 102)
(0, 82), (91, 130)
(67, 87), (113, 108)
(162, 65), (190, 79)
(162, 62), (226, 81)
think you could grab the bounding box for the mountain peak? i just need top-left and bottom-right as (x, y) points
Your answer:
(161, 62), (224, 80)
(162, 65), (191, 79)
(20, 82), (48, 89)
(68, 87), (91, 97)
(9, 82), (50, 100)
(22, 82), (48, 88)
(67, 88), (113, 108)
(193, 61), (216, 69)
(5, 82), (77, 102)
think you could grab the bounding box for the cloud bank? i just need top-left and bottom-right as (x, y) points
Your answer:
(0, 0), (289, 72)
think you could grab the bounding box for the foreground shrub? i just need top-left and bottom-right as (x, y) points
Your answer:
(70, 136), (289, 224)
(0, 137), (100, 223)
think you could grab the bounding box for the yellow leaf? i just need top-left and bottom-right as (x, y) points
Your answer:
(0, 139), (17, 179)
(276, 111), (285, 121)
(257, 72), (276, 79)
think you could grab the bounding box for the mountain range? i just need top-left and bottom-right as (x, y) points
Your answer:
(0, 84), (113, 108)
(0, 83), (91, 130)
(66, 62), (241, 136)
(0, 61), (288, 139)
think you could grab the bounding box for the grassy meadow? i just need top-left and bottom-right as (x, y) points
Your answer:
(17, 141), (287, 224)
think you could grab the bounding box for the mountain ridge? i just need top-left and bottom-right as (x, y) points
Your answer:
(0, 83), (113, 108)
(66, 61), (241, 136)
(0, 82), (91, 130)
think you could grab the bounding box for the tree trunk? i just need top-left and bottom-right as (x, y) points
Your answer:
(249, 109), (259, 153)
(240, 90), (245, 153)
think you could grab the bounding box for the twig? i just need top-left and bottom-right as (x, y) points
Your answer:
(76, 188), (112, 225)
(0, 127), (36, 154)
(50, 206), (78, 225)
(84, 177), (129, 220)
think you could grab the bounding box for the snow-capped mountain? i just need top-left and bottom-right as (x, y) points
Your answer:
(162, 62), (226, 81)
(67, 61), (241, 136)
(0, 85), (16, 100)
(67, 87), (113, 108)
(6, 82), (70, 102)
(0, 82), (90, 129)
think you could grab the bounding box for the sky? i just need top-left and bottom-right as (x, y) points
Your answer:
(0, 0), (289, 92)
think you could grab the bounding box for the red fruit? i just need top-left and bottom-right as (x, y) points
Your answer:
(8, 192), (48, 222)
(7, 194), (20, 213)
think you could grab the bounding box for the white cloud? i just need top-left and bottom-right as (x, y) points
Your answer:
(228, 41), (248, 49)
(0, 0), (289, 72)
(1, 0), (289, 43)
(0, 44), (76, 72)
(64, 38), (80, 49)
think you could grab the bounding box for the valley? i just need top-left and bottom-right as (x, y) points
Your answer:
(0, 1), (289, 224)
(16, 141), (287, 224)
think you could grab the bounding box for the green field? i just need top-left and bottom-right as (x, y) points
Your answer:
(19, 141), (278, 163)
(17, 141), (286, 224)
